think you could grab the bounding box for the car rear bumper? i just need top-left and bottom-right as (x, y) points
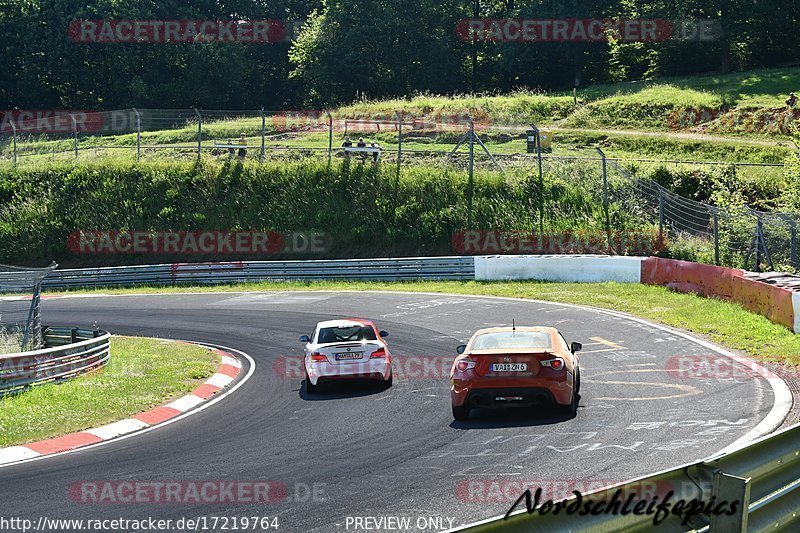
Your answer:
(307, 359), (391, 385)
(451, 379), (573, 407)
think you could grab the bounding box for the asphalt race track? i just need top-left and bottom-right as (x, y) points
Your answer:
(0, 291), (781, 532)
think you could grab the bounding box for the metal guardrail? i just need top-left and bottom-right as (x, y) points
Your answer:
(0, 327), (111, 396)
(41, 257), (476, 289)
(461, 420), (800, 533)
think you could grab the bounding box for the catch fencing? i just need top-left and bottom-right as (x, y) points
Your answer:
(0, 327), (111, 396)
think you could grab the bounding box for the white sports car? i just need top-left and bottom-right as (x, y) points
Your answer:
(300, 319), (393, 393)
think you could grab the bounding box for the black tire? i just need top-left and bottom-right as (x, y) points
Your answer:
(384, 374), (393, 387)
(562, 387), (578, 417)
(305, 371), (319, 394)
(575, 368), (581, 395)
(452, 405), (471, 421)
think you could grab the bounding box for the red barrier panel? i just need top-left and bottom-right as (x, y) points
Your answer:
(641, 257), (742, 300)
(732, 277), (795, 331)
(641, 257), (795, 331)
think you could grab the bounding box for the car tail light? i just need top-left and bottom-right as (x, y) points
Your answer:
(541, 357), (565, 370)
(370, 347), (387, 359)
(311, 353), (328, 362)
(456, 359), (476, 372)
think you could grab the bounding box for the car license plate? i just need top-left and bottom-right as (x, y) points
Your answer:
(491, 363), (527, 372)
(335, 352), (363, 361)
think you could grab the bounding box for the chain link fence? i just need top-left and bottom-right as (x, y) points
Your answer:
(0, 108), (794, 271)
(0, 263), (57, 352)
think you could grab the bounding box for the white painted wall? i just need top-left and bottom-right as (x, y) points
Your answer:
(793, 291), (800, 334)
(474, 255), (644, 283)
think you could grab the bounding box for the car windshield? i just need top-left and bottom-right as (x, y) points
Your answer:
(471, 331), (552, 350)
(317, 326), (376, 343)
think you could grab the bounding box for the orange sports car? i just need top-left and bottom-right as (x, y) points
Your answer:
(450, 326), (582, 420)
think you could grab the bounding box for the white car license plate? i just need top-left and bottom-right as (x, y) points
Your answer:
(335, 352), (363, 361)
(491, 363), (527, 372)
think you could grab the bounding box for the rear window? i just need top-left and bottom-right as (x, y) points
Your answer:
(317, 325), (376, 343)
(471, 331), (552, 350)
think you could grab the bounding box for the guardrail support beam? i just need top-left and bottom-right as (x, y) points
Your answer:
(710, 472), (750, 532)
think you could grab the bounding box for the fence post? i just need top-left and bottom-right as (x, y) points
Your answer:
(396, 110), (403, 175)
(193, 108), (202, 158)
(326, 110), (333, 158)
(531, 123), (543, 234)
(596, 147), (612, 254)
(260, 107), (266, 163)
(712, 208), (720, 266)
(755, 216), (763, 272)
(69, 113), (79, 159)
(9, 118), (17, 167)
(658, 188), (665, 243)
(132, 108), (141, 161)
(791, 220), (798, 267)
(467, 116), (475, 228)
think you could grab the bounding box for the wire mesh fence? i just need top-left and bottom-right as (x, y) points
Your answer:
(0, 263), (57, 352)
(0, 108), (794, 272)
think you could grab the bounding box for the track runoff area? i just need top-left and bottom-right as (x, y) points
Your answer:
(0, 290), (784, 532)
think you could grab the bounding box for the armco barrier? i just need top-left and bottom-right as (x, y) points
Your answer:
(31, 254), (800, 333)
(641, 257), (797, 332)
(459, 420), (800, 532)
(474, 255), (643, 283)
(42, 257), (476, 289)
(0, 327), (111, 396)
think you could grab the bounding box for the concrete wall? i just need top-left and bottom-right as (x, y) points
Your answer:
(474, 255), (643, 283)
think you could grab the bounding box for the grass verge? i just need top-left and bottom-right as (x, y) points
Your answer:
(46, 280), (800, 366)
(0, 336), (218, 447)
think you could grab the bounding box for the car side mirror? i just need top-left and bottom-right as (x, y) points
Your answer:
(379, 331), (388, 338)
(456, 345), (467, 354)
(571, 342), (582, 353)
(300, 335), (310, 343)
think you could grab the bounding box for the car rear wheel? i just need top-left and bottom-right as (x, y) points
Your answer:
(304, 369), (319, 394)
(384, 374), (393, 387)
(452, 405), (471, 421)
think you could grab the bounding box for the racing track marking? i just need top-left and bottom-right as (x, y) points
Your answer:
(33, 289), (792, 450)
(0, 341), (255, 469)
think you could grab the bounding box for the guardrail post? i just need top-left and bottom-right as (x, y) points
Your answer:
(531, 123), (544, 234)
(260, 107), (266, 163)
(596, 147), (612, 254)
(9, 117), (17, 167)
(132, 107), (141, 161)
(69, 113), (79, 159)
(193, 108), (202, 158)
(710, 472), (750, 532)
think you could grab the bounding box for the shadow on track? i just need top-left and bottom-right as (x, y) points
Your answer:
(449, 397), (581, 429)
(299, 379), (392, 401)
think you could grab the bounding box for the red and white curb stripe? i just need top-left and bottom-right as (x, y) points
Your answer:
(0, 344), (243, 466)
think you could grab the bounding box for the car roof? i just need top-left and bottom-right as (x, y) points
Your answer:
(316, 318), (374, 329)
(471, 326), (558, 336)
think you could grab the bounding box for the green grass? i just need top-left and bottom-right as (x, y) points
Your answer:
(0, 336), (218, 447)
(44, 281), (800, 366)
